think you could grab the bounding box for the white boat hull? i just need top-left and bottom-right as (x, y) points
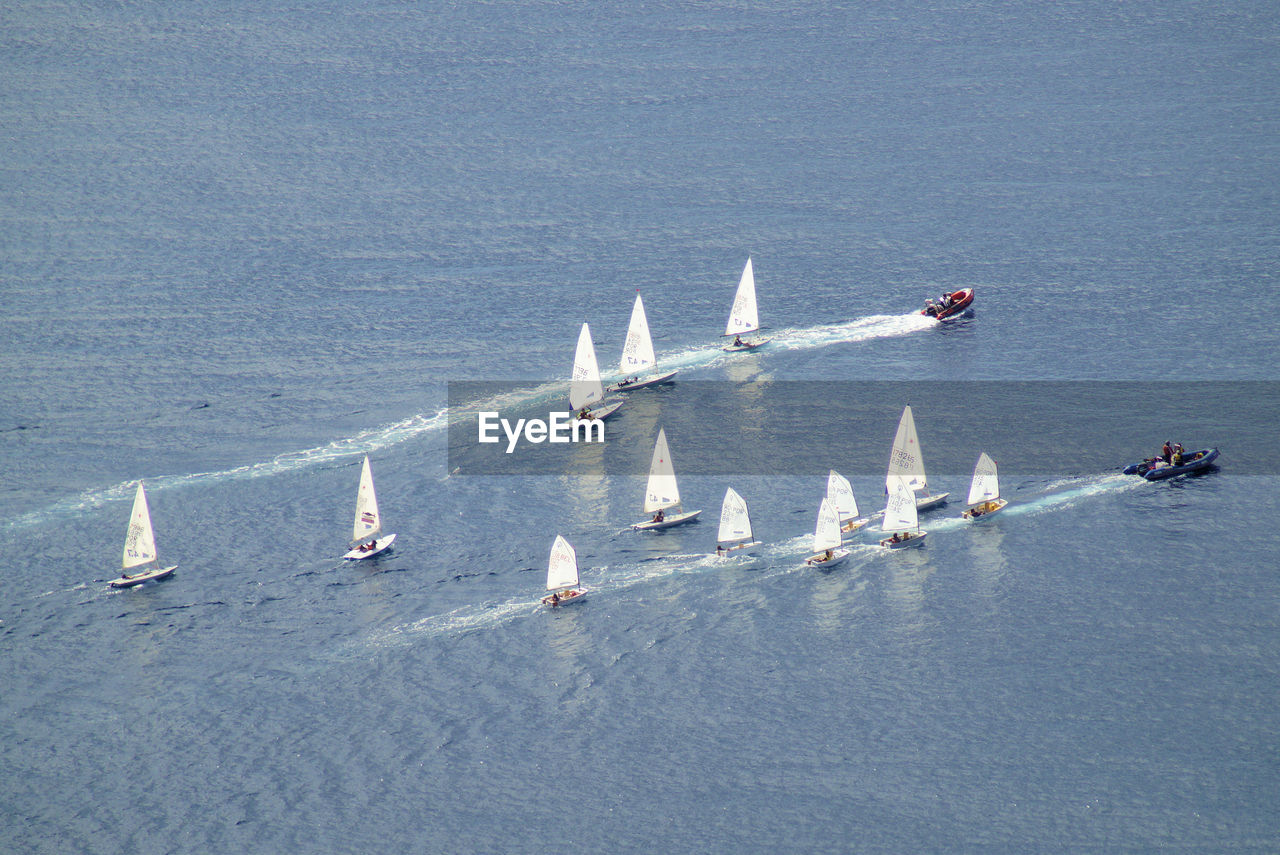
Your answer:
(723, 338), (769, 352)
(632, 509), (702, 531)
(541, 587), (587, 607)
(344, 532), (397, 560)
(579, 400), (624, 421)
(879, 531), (927, 549)
(607, 370), (678, 393)
(716, 540), (762, 555)
(915, 492), (949, 512)
(805, 548), (851, 569)
(108, 565), (177, 588)
(963, 499), (1008, 521)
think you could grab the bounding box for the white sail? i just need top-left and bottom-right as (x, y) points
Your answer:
(967, 452), (1001, 506)
(619, 293), (656, 375)
(723, 257), (760, 336)
(812, 498), (843, 553)
(569, 322), (604, 411)
(826, 469), (860, 522)
(546, 535), (579, 591)
(885, 405), (928, 493)
(643, 427), (681, 513)
(352, 455), (382, 543)
(122, 483), (158, 571)
(882, 476), (919, 532)
(717, 487), (754, 546)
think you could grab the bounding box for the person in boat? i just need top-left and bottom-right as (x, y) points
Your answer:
(578, 407), (592, 420)
(716, 544), (726, 556)
(653, 508), (665, 523)
(1161, 441), (1173, 463)
(1172, 446), (1184, 466)
(549, 591), (560, 607)
(732, 335), (744, 347)
(889, 532), (900, 543)
(823, 549), (833, 561)
(923, 299), (937, 317)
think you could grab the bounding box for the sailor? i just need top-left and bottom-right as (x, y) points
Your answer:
(1161, 441), (1173, 463)
(549, 592), (560, 607)
(732, 335), (744, 347)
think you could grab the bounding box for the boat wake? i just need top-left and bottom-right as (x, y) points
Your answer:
(360, 473), (1143, 646)
(9, 311), (931, 531)
(4, 409), (449, 532)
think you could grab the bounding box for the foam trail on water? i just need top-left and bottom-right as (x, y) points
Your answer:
(11, 311), (934, 531)
(5, 409), (450, 531)
(361, 473), (1147, 645)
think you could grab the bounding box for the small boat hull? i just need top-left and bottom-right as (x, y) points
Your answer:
(963, 499), (1007, 521)
(1126, 448), (1219, 480)
(632, 509), (702, 531)
(921, 288), (974, 320)
(541, 587), (587, 607)
(108, 565), (177, 588)
(578, 400), (625, 421)
(879, 531), (927, 549)
(915, 492), (949, 512)
(723, 338), (769, 352)
(344, 532), (397, 560)
(607, 370), (678, 393)
(840, 517), (869, 533)
(805, 548), (851, 569)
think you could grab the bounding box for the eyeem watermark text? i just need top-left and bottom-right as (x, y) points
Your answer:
(477, 411), (605, 453)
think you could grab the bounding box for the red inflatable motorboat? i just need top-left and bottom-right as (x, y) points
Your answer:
(921, 288), (974, 320)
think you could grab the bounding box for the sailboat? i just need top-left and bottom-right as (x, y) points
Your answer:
(805, 498), (851, 567)
(632, 427), (702, 530)
(541, 535), (587, 606)
(343, 455), (397, 560)
(108, 483), (177, 588)
(962, 451), (1008, 520)
(885, 405), (949, 511)
(606, 293), (678, 392)
(827, 469), (869, 533)
(570, 322), (624, 421)
(722, 257), (769, 351)
(715, 487), (761, 555)
(879, 475), (927, 549)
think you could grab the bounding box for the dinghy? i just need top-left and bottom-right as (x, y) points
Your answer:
(108, 483), (178, 588)
(1123, 447), (1219, 480)
(962, 451), (1008, 520)
(885, 405), (949, 511)
(922, 287), (974, 320)
(722, 257), (769, 351)
(541, 535), (587, 606)
(343, 455), (397, 559)
(827, 469), (869, 533)
(879, 476), (927, 549)
(606, 293), (678, 392)
(632, 427), (702, 530)
(715, 487), (761, 556)
(570, 322), (624, 421)
(805, 498), (851, 568)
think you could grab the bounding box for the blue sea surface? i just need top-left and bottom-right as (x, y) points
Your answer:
(3, 2), (1279, 852)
